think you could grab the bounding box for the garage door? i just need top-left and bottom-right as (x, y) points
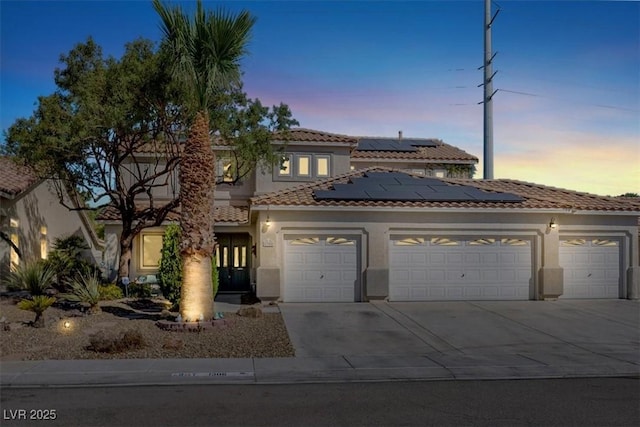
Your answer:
(284, 236), (358, 302)
(559, 239), (620, 299)
(390, 237), (532, 301)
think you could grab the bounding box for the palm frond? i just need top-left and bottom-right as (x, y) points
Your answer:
(153, 0), (255, 109)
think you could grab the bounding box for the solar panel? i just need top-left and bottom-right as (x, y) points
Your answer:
(312, 171), (524, 203)
(357, 138), (437, 152)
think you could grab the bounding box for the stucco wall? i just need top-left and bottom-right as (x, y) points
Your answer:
(0, 180), (102, 283)
(254, 207), (639, 301)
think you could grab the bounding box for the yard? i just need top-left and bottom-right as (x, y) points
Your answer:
(0, 297), (294, 361)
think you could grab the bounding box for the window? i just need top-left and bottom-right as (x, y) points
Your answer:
(297, 155), (311, 177)
(468, 238), (496, 246)
(326, 237), (355, 245)
(217, 158), (234, 182)
(316, 156), (330, 177)
(394, 237), (425, 246)
(40, 226), (48, 260)
(276, 154), (332, 180)
(434, 170), (446, 178)
(141, 234), (163, 268)
(9, 218), (19, 271)
(10, 233), (19, 272)
(278, 154), (292, 176)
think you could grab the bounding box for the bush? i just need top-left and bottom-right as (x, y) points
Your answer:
(88, 329), (146, 353)
(8, 261), (56, 295)
(158, 224), (181, 304)
(17, 295), (56, 328)
(46, 235), (101, 290)
(128, 282), (152, 298)
(157, 224), (220, 304)
(98, 283), (123, 300)
(60, 272), (102, 314)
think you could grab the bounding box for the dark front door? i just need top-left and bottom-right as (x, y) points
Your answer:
(216, 233), (251, 293)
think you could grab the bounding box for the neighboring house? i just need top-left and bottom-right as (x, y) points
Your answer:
(98, 129), (640, 301)
(0, 157), (103, 282)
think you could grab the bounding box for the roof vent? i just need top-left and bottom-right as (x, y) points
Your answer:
(398, 130), (403, 141)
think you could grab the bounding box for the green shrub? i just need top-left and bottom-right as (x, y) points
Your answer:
(129, 282), (152, 298)
(17, 295), (56, 328)
(60, 272), (102, 314)
(8, 261), (56, 295)
(158, 224), (182, 304)
(98, 283), (123, 300)
(157, 224), (220, 304)
(212, 253), (219, 298)
(46, 235), (101, 290)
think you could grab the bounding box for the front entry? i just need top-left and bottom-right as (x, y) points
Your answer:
(216, 233), (251, 293)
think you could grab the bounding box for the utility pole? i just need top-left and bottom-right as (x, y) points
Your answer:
(482, 0), (499, 179)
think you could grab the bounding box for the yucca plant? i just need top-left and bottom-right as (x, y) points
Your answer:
(8, 260), (56, 296)
(17, 295), (56, 328)
(60, 272), (102, 314)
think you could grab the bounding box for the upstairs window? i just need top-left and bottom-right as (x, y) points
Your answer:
(276, 154), (332, 180)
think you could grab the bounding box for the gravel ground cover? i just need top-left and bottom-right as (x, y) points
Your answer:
(0, 298), (294, 361)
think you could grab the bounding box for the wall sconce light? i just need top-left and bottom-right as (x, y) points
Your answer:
(549, 218), (558, 230)
(265, 215), (271, 226)
(63, 321), (71, 329)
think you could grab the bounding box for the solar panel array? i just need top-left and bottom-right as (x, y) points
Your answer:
(313, 171), (524, 203)
(356, 138), (438, 152)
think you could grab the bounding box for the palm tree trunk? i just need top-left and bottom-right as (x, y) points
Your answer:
(179, 110), (216, 321)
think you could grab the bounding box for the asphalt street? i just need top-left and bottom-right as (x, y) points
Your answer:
(2, 378), (639, 427)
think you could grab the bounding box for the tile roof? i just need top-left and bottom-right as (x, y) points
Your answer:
(251, 167), (640, 212)
(351, 140), (478, 162)
(97, 203), (249, 224)
(274, 128), (358, 144)
(0, 157), (40, 198)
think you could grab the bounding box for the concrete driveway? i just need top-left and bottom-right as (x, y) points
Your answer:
(279, 300), (640, 375)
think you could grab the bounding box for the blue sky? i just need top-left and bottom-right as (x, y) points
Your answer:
(1, 0), (638, 195)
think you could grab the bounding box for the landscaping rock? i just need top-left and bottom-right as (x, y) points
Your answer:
(162, 337), (184, 350)
(237, 306), (263, 318)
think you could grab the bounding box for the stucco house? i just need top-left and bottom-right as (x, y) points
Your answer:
(0, 157), (103, 282)
(98, 129), (640, 302)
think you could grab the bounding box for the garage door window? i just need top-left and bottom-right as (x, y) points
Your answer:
(502, 238), (529, 246)
(469, 238), (497, 246)
(562, 239), (586, 247)
(431, 237), (459, 246)
(592, 239), (618, 247)
(394, 237), (425, 246)
(327, 237), (355, 245)
(290, 237), (320, 245)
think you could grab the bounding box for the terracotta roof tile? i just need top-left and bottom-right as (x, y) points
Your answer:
(97, 203), (249, 224)
(274, 128), (358, 144)
(251, 167), (640, 212)
(0, 157), (40, 198)
(351, 142), (478, 162)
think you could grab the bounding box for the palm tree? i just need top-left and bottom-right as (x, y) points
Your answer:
(153, 0), (255, 321)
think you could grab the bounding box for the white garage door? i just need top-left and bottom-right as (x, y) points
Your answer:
(284, 236), (358, 302)
(559, 239), (620, 299)
(390, 237), (532, 301)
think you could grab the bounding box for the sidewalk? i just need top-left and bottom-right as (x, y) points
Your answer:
(1, 299), (638, 387)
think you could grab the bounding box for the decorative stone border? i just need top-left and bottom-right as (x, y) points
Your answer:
(155, 319), (231, 332)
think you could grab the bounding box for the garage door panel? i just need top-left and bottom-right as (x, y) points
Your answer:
(560, 239), (620, 299)
(284, 237), (358, 302)
(390, 236), (532, 301)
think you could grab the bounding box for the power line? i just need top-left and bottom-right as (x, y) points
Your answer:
(499, 88), (639, 112)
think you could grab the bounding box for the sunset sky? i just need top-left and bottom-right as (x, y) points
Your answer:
(1, 0), (638, 196)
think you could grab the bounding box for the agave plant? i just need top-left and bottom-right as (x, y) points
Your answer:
(60, 272), (102, 314)
(17, 295), (56, 328)
(8, 261), (56, 296)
